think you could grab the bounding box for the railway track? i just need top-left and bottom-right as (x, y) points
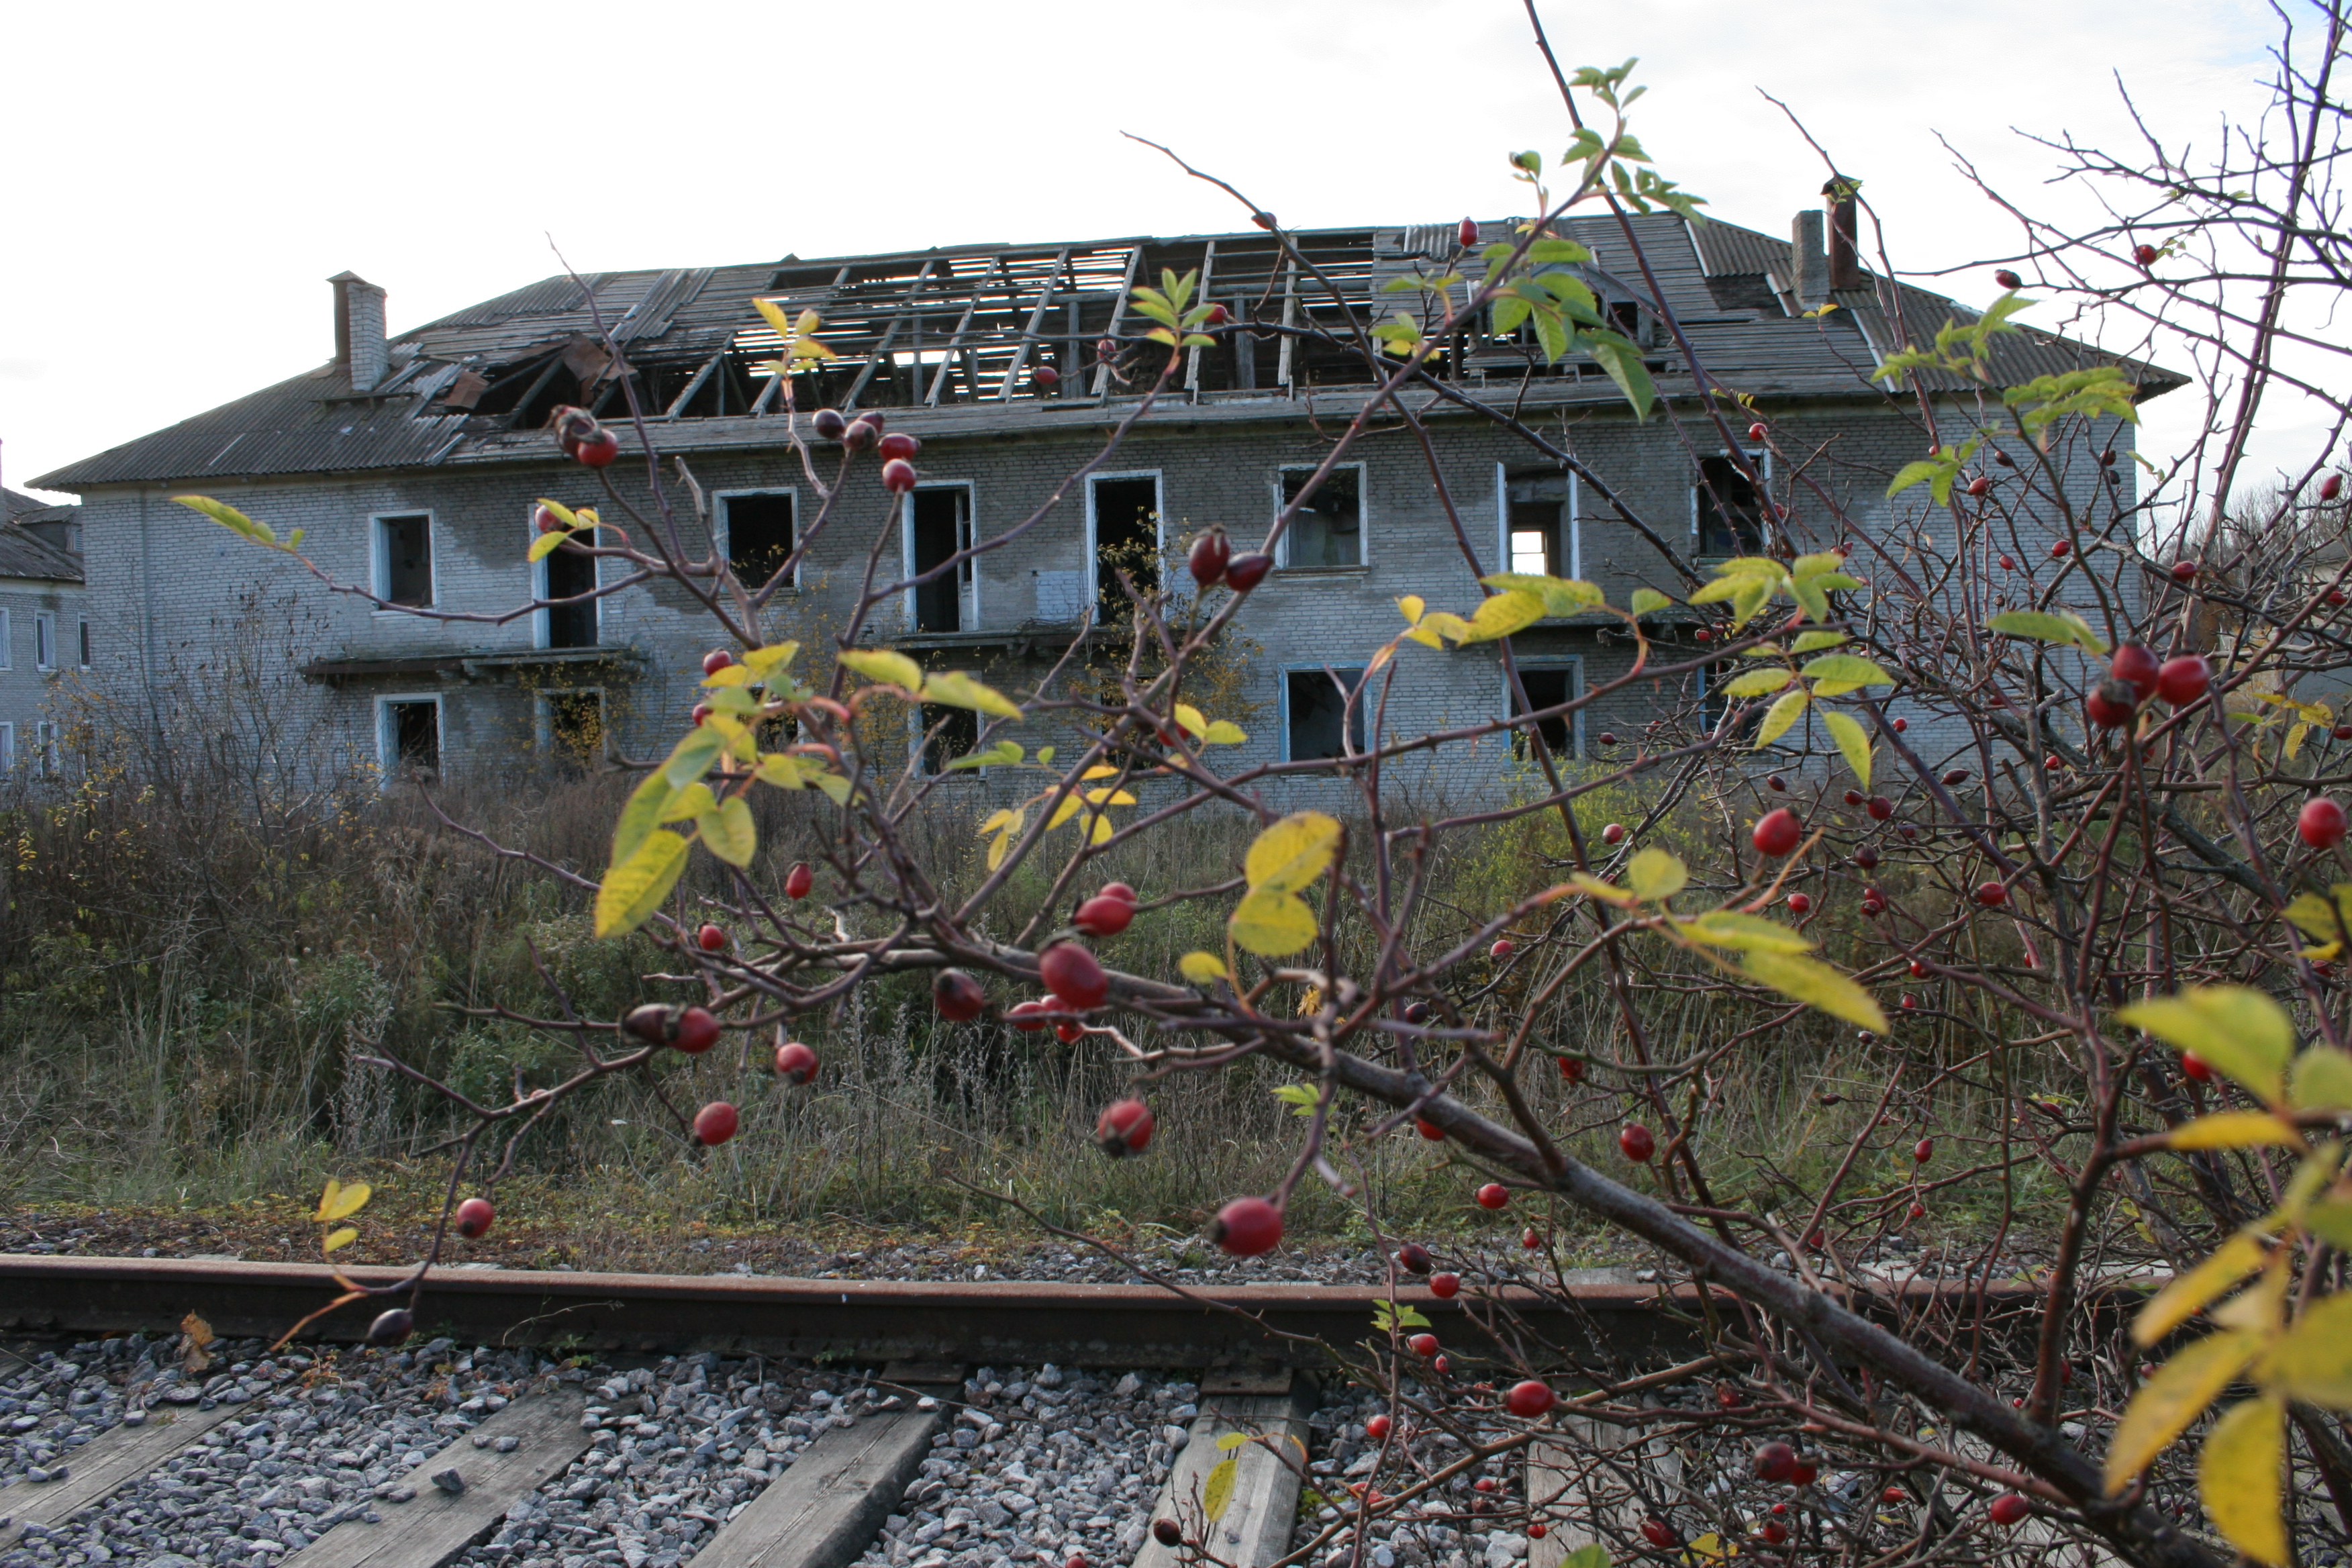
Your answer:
(0, 1257), (2045, 1568)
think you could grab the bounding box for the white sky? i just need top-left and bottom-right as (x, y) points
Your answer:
(0, 0), (2298, 504)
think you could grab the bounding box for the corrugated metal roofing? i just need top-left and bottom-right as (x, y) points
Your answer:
(0, 520), (82, 583)
(32, 215), (2184, 493)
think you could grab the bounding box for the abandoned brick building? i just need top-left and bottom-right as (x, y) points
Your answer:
(33, 201), (2165, 795)
(0, 484), (87, 776)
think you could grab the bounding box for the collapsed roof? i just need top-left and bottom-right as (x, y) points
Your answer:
(34, 214), (2182, 492)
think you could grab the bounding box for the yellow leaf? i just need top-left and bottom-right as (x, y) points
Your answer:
(2200, 1397), (2288, 1566)
(2104, 1331), (2259, 1491)
(2305, 1200), (2352, 1252)
(1821, 710), (1871, 790)
(660, 782), (718, 823)
(751, 296), (795, 338)
(1752, 688), (1809, 749)
(1626, 848), (1687, 902)
(2135, 1231), (2269, 1346)
(1083, 787), (1138, 805)
(2169, 1112), (2300, 1150)
(323, 1226), (358, 1253)
(1179, 951), (1230, 984)
(173, 493), (277, 546)
(1398, 595), (1426, 624)
(1799, 653), (1892, 688)
(2292, 1048), (2352, 1110)
(315, 1179), (373, 1222)
(838, 648), (923, 690)
(1569, 872), (1638, 906)
(1674, 911), (1814, 954)
(920, 670), (1023, 720)
(756, 754), (814, 789)
(1175, 703), (1208, 739)
(699, 796), (757, 868)
(1408, 610), (1475, 646)
(1458, 589), (1547, 644)
(535, 497), (582, 530)
(742, 641), (801, 677)
(2306, 942), (2345, 963)
(2118, 987), (2295, 1102)
(595, 829), (691, 938)
(979, 807), (1019, 834)
(812, 772), (853, 806)
(2212, 1258), (2290, 1335)
(1089, 814), (1116, 846)
(1081, 765), (1121, 780)
(1047, 793), (1085, 830)
(528, 528), (577, 562)
(1244, 812), (1343, 893)
(1203, 1456), (1238, 1522)
(1738, 950), (1887, 1030)
(613, 768), (678, 868)
(2264, 1293), (2352, 1406)
(985, 830), (1014, 871)
(701, 663), (752, 689)
(1204, 720), (1248, 746)
(1720, 668), (1793, 699)
(1231, 889), (1320, 957)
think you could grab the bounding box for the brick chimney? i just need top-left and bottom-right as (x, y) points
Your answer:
(1790, 209), (1828, 310)
(330, 271), (389, 392)
(1823, 179), (1862, 291)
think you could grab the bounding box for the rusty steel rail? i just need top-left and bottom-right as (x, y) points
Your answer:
(0, 1255), (2070, 1367)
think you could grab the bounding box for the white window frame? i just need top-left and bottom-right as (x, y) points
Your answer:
(1273, 462), (1369, 571)
(1280, 663), (1370, 763)
(373, 692), (444, 783)
(1504, 656), (1585, 762)
(1689, 449), (1771, 556)
(526, 507), (601, 650)
(0, 607), (11, 670)
(34, 611), (56, 672)
(0, 723), (13, 770)
(1082, 471), (1161, 615)
(714, 487), (800, 592)
(32, 720), (58, 777)
(77, 616), (91, 670)
(371, 510), (438, 611)
(1493, 462), (1581, 583)
(902, 481), (981, 632)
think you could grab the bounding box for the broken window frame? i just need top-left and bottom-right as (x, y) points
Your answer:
(912, 701), (980, 777)
(375, 693), (443, 783)
(1495, 463), (1581, 585)
(1505, 658), (1584, 763)
(1283, 665), (1369, 762)
(371, 511), (436, 611)
(32, 720), (57, 778)
(715, 489), (799, 595)
(1274, 464), (1367, 571)
(526, 507), (601, 651)
(901, 482), (977, 634)
(1692, 450), (1772, 560)
(538, 689), (606, 765)
(1085, 471), (1163, 622)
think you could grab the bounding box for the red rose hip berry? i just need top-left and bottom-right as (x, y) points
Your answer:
(1210, 1196), (1283, 1256)
(1620, 1124), (1656, 1162)
(697, 924), (728, 952)
(1752, 808), (1802, 856)
(775, 1040), (819, 1084)
(1040, 942), (1109, 1008)
(693, 1101), (739, 1145)
(785, 863), (814, 899)
(1475, 1183), (1509, 1210)
(2157, 656), (2210, 705)
(2302, 797), (2348, 848)
(1223, 552), (1272, 592)
(1989, 1493), (2030, 1527)
(672, 1007), (720, 1055)
(1095, 1097), (1155, 1157)
(1506, 1379), (1555, 1418)
(1753, 1442), (1798, 1483)
(1429, 1271), (1460, 1297)
(2086, 679), (2139, 729)
(1187, 529), (1232, 587)
(455, 1197), (494, 1239)
(1398, 1241), (1433, 1273)
(1074, 896), (1133, 937)
(2110, 643), (2161, 701)
(877, 432), (921, 462)
(932, 969), (986, 1022)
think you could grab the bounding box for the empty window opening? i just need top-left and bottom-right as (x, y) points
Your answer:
(1510, 665), (1581, 759)
(33, 722), (57, 777)
(1280, 467), (1363, 568)
(376, 514), (434, 607)
(383, 699), (440, 777)
(910, 488), (973, 633)
(0, 608), (10, 669)
(1696, 456), (1765, 558)
(544, 538), (598, 649)
(919, 703), (978, 775)
(34, 613), (56, 671)
(545, 691), (604, 764)
(77, 619), (91, 669)
(0, 724), (12, 771)
(1506, 472), (1571, 579)
(1287, 667), (1367, 761)
(724, 493), (797, 591)
(1091, 477), (1159, 622)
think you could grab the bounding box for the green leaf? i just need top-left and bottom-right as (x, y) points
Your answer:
(1202, 1458), (1238, 1524)
(1180, 951), (1230, 984)
(2292, 1048), (2352, 1111)
(1480, 573), (1604, 617)
(1217, 1430), (1253, 1452)
(528, 528), (575, 562)
(1271, 1083), (1320, 1114)
(1584, 330), (1655, 420)
(812, 772), (852, 806)
(2265, 1292), (2352, 1407)
(920, 670), (1022, 720)
(1626, 848), (1687, 902)
(659, 782), (718, 824)
(699, 796), (756, 868)
(2200, 1398), (2287, 1566)
(2307, 1201), (2352, 1251)
(946, 739), (1023, 772)
(838, 648), (923, 689)
(1884, 458), (1949, 500)
(2104, 1330), (2259, 1491)
(2135, 1231), (2269, 1345)
(1628, 589), (1669, 616)
(1738, 950), (1887, 1030)
(1232, 889), (1319, 957)
(1988, 609), (2108, 656)
(1458, 590), (1548, 644)
(1244, 812), (1343, 893)
(595, 829), (691, 938)
(1560, 1548), (1610, 1568)
(1753, 688), (1809, 748)
(1822, 710), (1872, 789)
(173, 494), (277, 546)
(2118, 987), (2296, 1102)
(613, 769), (679, 868)
(1798, 654), (1892, 688)
(663, 726), (727, 789)
(1674, 910), (1813, 953)
(2170, 1112), (2300, 1150)
(1720, 668), (1793, 698)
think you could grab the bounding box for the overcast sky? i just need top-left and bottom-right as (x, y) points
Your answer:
(0, 0), (2297, 503)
